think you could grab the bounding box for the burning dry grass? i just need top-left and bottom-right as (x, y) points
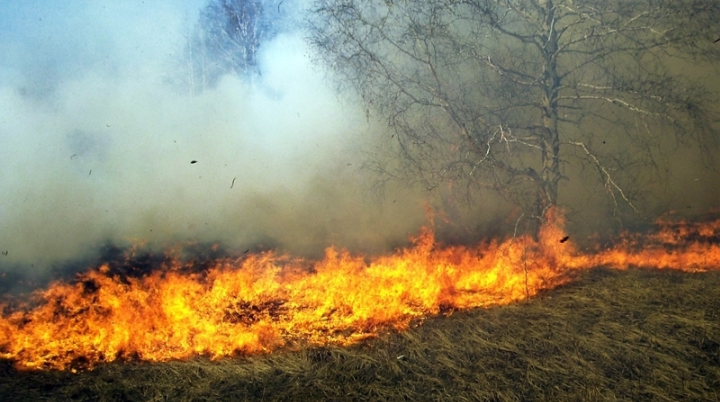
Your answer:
(2, 211), (718, 372)
(1, 267), (718, 401)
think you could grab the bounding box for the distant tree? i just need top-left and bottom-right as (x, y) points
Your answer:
(308, 0), (720, 225)
(182, 0), (286, 93)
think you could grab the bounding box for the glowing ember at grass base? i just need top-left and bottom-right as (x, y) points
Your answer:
(1, 268), (719, 401)
(1, 210), (719, 372)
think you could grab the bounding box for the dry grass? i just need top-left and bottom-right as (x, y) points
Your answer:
(1, 267), (719, 401)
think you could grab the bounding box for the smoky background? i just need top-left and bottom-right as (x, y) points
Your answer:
(0, 0), (717, 292)
(0, 1), (431, 284)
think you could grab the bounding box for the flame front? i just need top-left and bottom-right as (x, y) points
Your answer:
(1, 211), (719, 370)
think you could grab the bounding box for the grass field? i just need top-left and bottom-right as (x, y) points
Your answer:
(1, 267), (718, 401)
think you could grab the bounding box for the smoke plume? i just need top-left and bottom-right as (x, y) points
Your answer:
(0, 0), (433, 278)
(0, 1), (717, 283)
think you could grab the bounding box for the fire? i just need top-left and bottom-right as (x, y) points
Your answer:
(1, 210), (719, 371)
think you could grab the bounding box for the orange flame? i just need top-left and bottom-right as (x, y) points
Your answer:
(1, 210), (719, 371)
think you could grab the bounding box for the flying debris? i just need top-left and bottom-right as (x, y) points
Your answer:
(191, 160), (197, 164)
(559, 236), (570, 243)
(231, 177), (236, 189)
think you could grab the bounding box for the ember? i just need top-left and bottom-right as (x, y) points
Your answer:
(1, 210), (719, 371)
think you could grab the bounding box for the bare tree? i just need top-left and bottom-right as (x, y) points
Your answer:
(181, 0), (287, 93)
(308, 0), (720, 224)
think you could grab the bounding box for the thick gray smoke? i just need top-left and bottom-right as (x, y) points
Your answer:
(1, 1), (717, 281)
(0, 0), (435, 275)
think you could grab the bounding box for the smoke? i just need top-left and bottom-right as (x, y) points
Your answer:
(0, 0), (433, 276)
(2, 1), (717, 283)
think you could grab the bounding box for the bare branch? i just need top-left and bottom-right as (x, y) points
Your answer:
(565, 141), (639, 214)
(308, 0), (720, 225)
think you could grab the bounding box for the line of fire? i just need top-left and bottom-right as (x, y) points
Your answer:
(1, 209), (719, 371)
(1, 0), (719, 383)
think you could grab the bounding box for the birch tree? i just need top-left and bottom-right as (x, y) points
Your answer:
(182, 0), (286, 93)
(308, 0), (720, 223)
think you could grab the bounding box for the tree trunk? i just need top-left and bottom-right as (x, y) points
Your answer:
(538, 0), (561, 218)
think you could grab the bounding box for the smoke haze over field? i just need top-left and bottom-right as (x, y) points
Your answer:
(1, 1), (718, 279)
(0, 0), (436, 273)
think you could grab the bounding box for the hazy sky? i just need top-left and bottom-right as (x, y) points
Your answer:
(0, 0), (435, 274)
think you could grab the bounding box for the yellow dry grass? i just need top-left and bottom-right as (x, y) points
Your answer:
(1, 267), (718, 401)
